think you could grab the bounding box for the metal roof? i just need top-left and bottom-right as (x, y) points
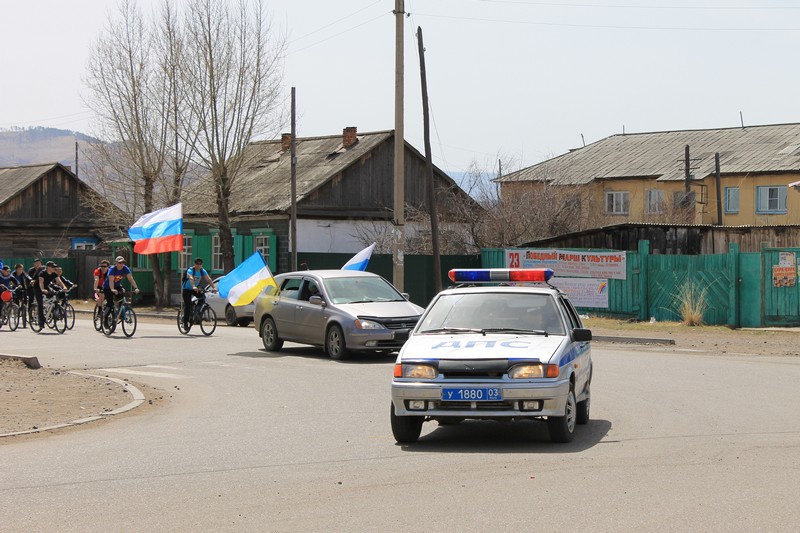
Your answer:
(498, 123), (800, 185)
(184, 130), (396, 215)
(0, 162), (64, 207)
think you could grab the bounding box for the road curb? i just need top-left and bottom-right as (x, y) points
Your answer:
(0, 372), (145, 438)
(0, 353), (41, 369)
(593, 335), (675, 345)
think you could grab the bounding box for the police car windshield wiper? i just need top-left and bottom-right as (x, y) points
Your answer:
(480, 328), (549, 336)
(421, 327), (484, 334)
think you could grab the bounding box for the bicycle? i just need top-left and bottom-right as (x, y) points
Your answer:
(0, 288), (20, 331)
(29, 287), (68, 334)
(177, 286), (217, 336)
(92, 292), (104, 332)
(57, 285), (76, 330)
(13, 285), (29, 329)
(101, 289), (137, 337)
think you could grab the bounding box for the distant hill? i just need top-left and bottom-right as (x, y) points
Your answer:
(0, 127), (100, 170)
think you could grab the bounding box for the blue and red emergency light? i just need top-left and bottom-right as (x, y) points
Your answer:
(447, 268), (554, 283)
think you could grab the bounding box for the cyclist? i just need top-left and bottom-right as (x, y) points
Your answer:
(27, 258), (43, 308)
(55, 266), (76, 304)
(34, 261), (67, 327)
(0, 264), (19, 318)
(103, 256), (140, 316)
(93, 260), (110, 307)
(11, 264), (31, 327)
(182, 257), (216, 330)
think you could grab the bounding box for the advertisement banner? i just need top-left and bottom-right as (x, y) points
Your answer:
(506, 249), (627, 280)
(773, 265), (796, 287)
(549, 277), (610, 308)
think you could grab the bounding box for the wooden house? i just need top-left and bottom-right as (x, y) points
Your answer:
(0, 162), (110, 257)
(182, 127), (480, 276)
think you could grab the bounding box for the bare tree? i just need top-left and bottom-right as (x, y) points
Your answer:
(181, 0), (286, 272)
(84, 0), (173, 307)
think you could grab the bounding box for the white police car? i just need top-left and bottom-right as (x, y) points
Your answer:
(390, 268), (593, 443)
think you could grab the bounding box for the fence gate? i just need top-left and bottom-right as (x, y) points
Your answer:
(762, 249), (800, 326)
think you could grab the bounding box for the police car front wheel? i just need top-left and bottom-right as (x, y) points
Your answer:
(390, 403), (423, 444)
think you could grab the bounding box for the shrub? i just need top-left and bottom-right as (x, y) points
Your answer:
(673, 280), (708, 326)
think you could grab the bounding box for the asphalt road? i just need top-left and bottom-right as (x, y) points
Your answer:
(1, 319), (799, 532)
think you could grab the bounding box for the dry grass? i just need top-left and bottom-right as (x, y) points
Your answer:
(671, 280), (709, 326)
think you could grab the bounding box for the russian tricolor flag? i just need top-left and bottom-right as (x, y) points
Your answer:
(128, 203), (183, 255)
(342, 242), (376, 271)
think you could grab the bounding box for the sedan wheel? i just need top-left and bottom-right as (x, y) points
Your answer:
(261, 317), (283, 351)
(326, 324), (349, 360)
(225, 305), (238, 326)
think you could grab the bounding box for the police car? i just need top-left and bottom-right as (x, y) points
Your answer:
(390, 268), (592, 444)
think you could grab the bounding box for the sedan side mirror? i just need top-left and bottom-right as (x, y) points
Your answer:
(309, 295), (325, 306)
(572, 328), (592, 342)
(401, 292), (410, 301)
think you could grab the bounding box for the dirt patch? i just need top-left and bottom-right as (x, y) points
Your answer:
(0, 358), (167, 438)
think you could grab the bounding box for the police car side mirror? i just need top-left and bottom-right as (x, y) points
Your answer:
(573, 328), (592, 342)
(309, 295), (325, 306)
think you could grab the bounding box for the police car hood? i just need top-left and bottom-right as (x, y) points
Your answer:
(400, 332), (566, 363)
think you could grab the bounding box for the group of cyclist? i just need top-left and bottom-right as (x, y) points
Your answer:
(0, 255), (215, 334)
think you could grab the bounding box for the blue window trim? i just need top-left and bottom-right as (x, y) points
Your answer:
(71, 237), (98, 248)
(724, 187), (739, 214)
(756, 186), (788, 215)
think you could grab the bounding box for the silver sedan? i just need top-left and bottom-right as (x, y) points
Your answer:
(254, 270), (424, 360)
(206, 277), (255, 327)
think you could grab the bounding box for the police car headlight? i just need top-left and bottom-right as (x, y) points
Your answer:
(509, 364), (559, 379)
(394, 364), (437, 379)
(355, 319), (382, 330)
(509, 364), (544, 379)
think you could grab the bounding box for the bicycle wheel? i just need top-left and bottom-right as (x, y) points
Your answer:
(7, 303), (20, 331)
(121, 306), (137, 337)
(64, 304), (75, 330)
(93, 305), (103, 331)
(45, 305), (56, 328)
(52, 305), (67, 334)
(177, 305), (191, 334)
(199, 305), (217, 336)
(102, 307), (116, 336)
(29, 303), (43, 333)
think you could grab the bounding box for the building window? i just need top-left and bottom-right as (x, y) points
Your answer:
(673, 191), (696, 209)
(254, 235), (270, 261)
(605, 191), (629, 215)
(646, 189), (664, 214)
(756, 186), (787, 214)
(74, 242), (96, 251)
(181, 235), (193, 270)
(725, 187), (739, 214)
(212, 234), (223, 271)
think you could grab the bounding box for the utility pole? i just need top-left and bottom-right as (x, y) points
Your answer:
(715, 152), (722, 225)
(417, 26), (441, 294)
(74, 139), (79, 178)
(290, 87), (297, 271)
(393, 0), (405, 291)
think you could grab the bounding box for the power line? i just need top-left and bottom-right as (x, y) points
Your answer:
(288, 0), (384, 44)
(0, 110), (92, 127)
(413, 12), (800, 31)
(287, 11), (390, 55)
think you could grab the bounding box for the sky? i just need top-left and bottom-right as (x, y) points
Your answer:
(2, 0), (800, 176)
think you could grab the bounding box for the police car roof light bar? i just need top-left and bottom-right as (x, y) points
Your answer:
(448, 268), (554, 283)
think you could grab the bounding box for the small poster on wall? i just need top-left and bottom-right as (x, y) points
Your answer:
(773, 265), (796, 287)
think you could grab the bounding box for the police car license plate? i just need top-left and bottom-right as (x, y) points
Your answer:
(442, 387), (502, 401)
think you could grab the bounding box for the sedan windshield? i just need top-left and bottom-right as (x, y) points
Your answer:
(324, 276), (406, 304)
(418, 292), (566, 335)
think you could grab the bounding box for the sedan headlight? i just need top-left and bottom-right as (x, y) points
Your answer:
(355, 318), (383, 330)
(509, 364), (559, 379)
(394, 363), (437, 379)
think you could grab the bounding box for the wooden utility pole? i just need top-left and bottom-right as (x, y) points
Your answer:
(417, 26), (441, 294)
(684, 144), (691, 193)
(715, 152), (722, 225)
(393, 0), (405, 291)
(290, 87), (297, 271)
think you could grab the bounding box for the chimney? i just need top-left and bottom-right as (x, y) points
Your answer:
(343, 126), (358, 149)
(281, 133), (292, 151)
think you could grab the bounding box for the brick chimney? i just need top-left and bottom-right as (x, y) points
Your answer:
(281, 133), (292, 151)
(343, 126), (358, 149)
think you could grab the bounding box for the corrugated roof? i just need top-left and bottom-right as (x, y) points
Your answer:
(0, 163), (59, 207)
(184, 130), (394, 215)
(499, 123), (800, 185)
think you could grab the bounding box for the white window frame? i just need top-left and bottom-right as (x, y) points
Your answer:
(756, 186), (787, 214)
(180, 235), (193, 270)
(605, 191), (629, 215)
(724, 187), (740, 214)
(211, 234), (223, 271)
(646, 189), (664, 214)
(254, 235), (271, 261)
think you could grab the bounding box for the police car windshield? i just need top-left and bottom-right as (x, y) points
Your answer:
(418, 292), (566, 336)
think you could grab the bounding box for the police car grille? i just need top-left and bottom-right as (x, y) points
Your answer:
(441, 371), (503, 379)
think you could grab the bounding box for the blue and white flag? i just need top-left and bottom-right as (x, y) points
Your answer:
(218, 252), (277, 306)
(342, 243), (376, 271)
